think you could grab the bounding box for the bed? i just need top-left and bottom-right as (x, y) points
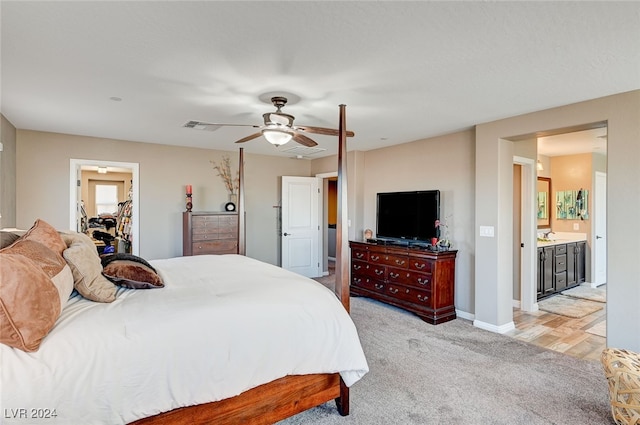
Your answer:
(0, 105), (366, 424)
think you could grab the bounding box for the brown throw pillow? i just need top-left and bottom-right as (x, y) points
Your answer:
(1, 238), (75, 313)
(0, 253), (64, 352)
(101, 254), (164, 289)
(20, 219), (67, 256)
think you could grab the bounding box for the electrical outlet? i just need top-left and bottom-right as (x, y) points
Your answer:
(573, 223), (579, 230)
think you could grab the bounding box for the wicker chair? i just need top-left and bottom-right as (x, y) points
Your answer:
(601, 348), (640, 425)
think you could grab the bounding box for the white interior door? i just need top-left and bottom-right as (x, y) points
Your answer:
(594, 171), (607, 286)
(281, 176), (319, 278)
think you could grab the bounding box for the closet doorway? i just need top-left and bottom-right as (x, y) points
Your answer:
(69, 159), (140, 255)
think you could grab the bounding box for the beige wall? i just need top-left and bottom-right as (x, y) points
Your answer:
(1, 114), (17, 228)
(476, 89), (640, 351)
(549, 153), (592, 235)
(16, 130), (311, 263)
(353, 129), (476, 314)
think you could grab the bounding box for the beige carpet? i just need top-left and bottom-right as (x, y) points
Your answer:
(561, 285), (606, 303)
(585, 321), (607, 337)
(538, 295), (604, 318)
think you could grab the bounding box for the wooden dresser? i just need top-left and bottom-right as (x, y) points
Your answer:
(349, 241), (457, 324)
(183, 211), (238, 256)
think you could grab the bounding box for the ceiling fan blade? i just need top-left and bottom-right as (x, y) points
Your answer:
(295, 125), (355, 138)
(184, 120), (260, 131)
(235, 132), (263, 144)
(292, 132), (318, 147)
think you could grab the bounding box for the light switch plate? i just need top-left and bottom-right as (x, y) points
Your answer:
(479, 226), (495, 237)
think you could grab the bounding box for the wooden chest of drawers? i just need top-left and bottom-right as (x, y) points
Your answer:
(183, 211), (238, 255)
(349, 241), (457, 324)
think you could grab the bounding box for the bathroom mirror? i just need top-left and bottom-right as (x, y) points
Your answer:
(537, 177), (551, 229)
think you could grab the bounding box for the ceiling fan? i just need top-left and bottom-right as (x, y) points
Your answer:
(185, 96), (354, 147)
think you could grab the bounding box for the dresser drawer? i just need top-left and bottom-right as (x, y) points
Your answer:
(352, 261), (385, 280)
(192, 216), (220, 227)
(408, 257), (433, 273)
(217, 226), (238, 239)
(369, 252), (408, 268)
(192, 240), (238, 255)
(352, 247), (369, 262)
(388, 268), (432, 290)
(351, 275), (385, 293)
(384, 283), (432, 306)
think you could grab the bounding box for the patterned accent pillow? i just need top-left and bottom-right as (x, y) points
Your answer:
(0, 231), (75, 351)
(101, 254), (164, 289)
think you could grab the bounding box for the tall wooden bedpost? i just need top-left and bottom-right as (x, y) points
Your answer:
(238, 147), (246, 255)
(335, 104), (349, 313)
(334, 104), (350, 416)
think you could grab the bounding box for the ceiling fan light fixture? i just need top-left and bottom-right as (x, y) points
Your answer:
(262, 128), (293, 146)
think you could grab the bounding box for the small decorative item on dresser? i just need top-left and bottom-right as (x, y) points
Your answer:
(364, 229), (373, 240)
(185, 184), (193, 212)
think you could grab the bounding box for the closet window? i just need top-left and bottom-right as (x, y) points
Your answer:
(95, 184), (118, 215)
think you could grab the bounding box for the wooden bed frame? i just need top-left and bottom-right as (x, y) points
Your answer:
(131, 105), (352, 425)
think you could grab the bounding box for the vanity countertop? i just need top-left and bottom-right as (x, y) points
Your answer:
(537, 231), (587, 247)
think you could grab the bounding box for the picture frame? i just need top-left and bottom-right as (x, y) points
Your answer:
(537, 177), (551, 229)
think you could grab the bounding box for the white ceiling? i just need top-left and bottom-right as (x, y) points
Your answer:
(2, 2), (638, 158)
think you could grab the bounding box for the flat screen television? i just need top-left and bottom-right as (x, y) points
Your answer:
(376, 190), (440, 244)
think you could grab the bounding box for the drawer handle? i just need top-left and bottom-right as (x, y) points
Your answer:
(353, 277), (361, 284)
(417, 294), (429, 302)
(395, 259), (406, 265)
(388, 287), (399, 294)
(374, 283), (384, 289)
(414, 263), (426, 269)
(374, 269), (384, 276)
(371, 255), (380, 261)
(356, 253), (364, 258)
(389, 272), (399, 279)
(558, 262), (565, 265)
(418, 278), (429, 285)
(353, 264), (361, 270)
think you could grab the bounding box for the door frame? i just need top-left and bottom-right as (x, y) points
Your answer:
(316, 171), (338, 276)
(592, 171), (607, 287)
(69, 159), (140, 255)
(514, 156), (537, 312)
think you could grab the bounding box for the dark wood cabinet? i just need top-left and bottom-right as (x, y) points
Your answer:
(537, 246), (555, 298)
(566, 241), (586, 287)
(349, 241), (457, 325)
(537, 240), (586, 300)
(183, 211), (238, 256)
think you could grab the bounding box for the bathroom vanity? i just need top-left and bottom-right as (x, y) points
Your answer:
(536, 233), (586, 300)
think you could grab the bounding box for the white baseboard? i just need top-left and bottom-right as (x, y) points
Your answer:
(473, 319), (516, 334)
(456, 309), (474, 321)
(512, 299), (521, 308)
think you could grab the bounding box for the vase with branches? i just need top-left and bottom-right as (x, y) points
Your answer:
(210, 155), (239, 200)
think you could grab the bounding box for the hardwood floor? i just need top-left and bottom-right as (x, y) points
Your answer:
(506, 301), (606, 362)
(327, 259), (605, 361)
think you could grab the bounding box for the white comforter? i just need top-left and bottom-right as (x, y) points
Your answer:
(1, 255), (368, 425)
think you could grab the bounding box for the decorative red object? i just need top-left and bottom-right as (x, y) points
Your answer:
(186, 185), (192, 195)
